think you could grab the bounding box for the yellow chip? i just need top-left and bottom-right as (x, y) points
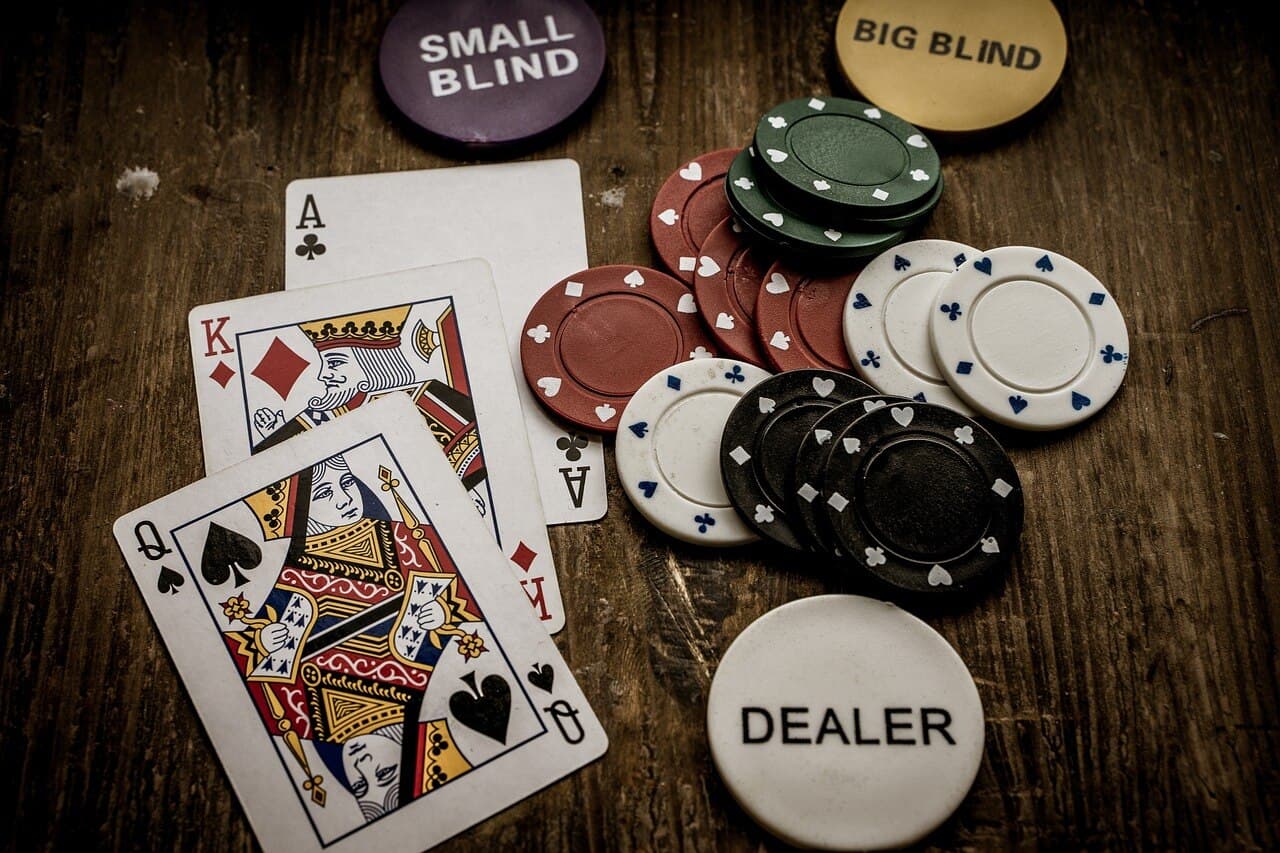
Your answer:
(834, 0), (1067, 134)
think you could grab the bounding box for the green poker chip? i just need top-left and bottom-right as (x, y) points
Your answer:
(724, 147), (906, 260)
(753, 96), (941, 218)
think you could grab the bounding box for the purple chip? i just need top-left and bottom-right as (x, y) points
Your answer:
(379, 0), (607, 150)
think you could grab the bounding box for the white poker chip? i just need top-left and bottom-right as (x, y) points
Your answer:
(930, 246), (1130, 430)
(617, 358), (772, 545)
(707, 595), (985, 850)
(842, 239), (979, 414)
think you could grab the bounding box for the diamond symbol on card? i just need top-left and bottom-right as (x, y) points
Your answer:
(209, 361), (236, 388)
(510, 542), (537, 573)
(729, 445), (751, 466)
(251, 336), (310, 401)
(796, 483), (818, 502)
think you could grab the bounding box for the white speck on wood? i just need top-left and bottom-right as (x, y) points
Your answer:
(116, 166), (160, 200)
(599, 187), (626, 209)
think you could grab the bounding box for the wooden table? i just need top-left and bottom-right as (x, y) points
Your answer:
(2, 1), (1276, 848)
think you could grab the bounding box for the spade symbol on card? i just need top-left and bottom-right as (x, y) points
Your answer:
(156, 566), (184, 595)
(200, 523), (262, 588)
(449, 671), (511, 744)
(527, 663), (555, 693)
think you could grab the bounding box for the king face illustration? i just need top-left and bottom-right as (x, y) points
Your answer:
(249, 303), (490, 514)
(219, 453), (488, 821)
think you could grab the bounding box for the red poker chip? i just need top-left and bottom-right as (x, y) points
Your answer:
(520, 265), (717, 433)
(754, 261), (856, 372)
(649, 148), (739, 285)
(691, 217), (774, 367)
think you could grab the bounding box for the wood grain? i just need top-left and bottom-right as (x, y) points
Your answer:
(2, 0), (1277, 849)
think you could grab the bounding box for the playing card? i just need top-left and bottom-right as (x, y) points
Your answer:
(283, 161), (605, 526)
(115, 395), (607, 853)
(189, 259), (565, 632)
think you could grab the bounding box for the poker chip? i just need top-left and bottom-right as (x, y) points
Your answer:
(930, 246), (1130, 429)
(843, 239), (979, 413)
(691, 217), (774, 366)
(753, 96), (941, 220)
(650, 148), (739, 284)
(790, 395), (909, 554)
(707, 595), (986, 850)
(834, 0), (1068, 135)
(755, 261), (857, 372)
(724, 148), (907, 260)
(521, 265), (717, 433)
(617, 358), (772, 546)
(719, 370), (874, 550)
(822, 402), (1023, 595)
(378, 0), (606, 152)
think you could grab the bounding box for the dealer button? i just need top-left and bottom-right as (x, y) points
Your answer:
(706, 595), (985, 850)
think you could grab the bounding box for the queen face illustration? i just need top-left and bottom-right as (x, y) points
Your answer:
(308, 458), (365, 530)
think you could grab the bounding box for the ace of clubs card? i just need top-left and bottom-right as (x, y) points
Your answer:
(282, 160), (605, 526)
(114, 395), (607, 853)
(188, 259), (565, 633)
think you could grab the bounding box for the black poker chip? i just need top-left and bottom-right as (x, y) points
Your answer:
(820, 402), (1023, 594)
(719, 369), (875, 550)
(790, 395), (909, 555)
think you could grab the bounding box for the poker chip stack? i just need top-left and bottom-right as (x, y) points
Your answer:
(716, 369), (1024, 597)
(649, 97), (942, 279)
(727, 96), (943, 266)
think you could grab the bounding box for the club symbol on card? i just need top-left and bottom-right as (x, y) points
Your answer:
(156, 566), (184, 595)
(200, 522), (261, 588)
(294, 233), (326, 260)
(134, 520), (172, 561)
(556, 433), (589, 462)
(527, 663), (555, 693)
(695, 513), (716, 533)
(860, 350), (881, 369)
(940, 302), (962, 321)
(449, 671), (511, 744)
